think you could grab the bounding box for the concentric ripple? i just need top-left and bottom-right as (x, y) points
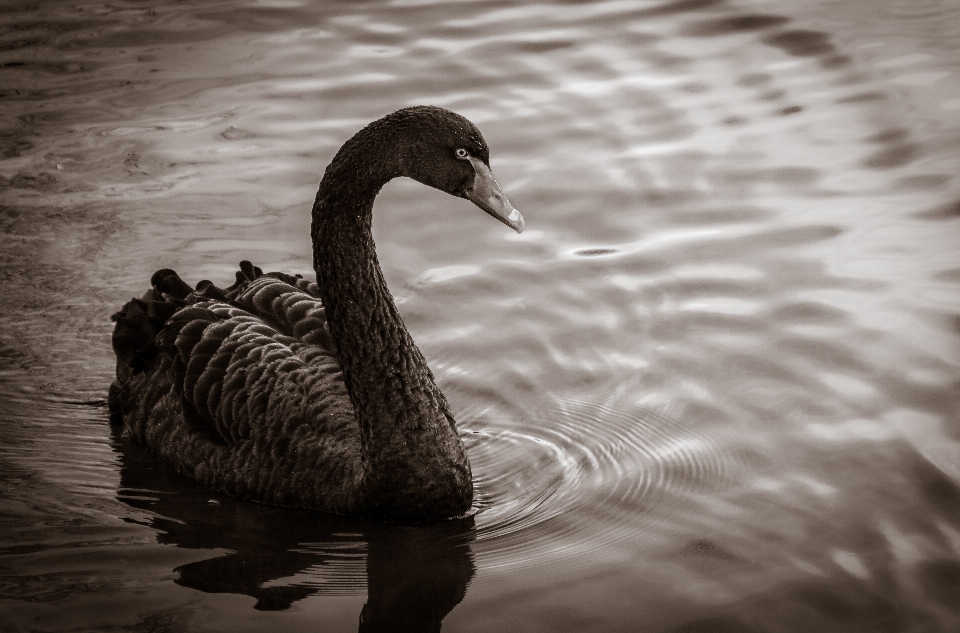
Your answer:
(459, 391), (733, 582)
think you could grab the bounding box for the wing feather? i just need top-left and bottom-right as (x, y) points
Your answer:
(109, 263), (363, 513)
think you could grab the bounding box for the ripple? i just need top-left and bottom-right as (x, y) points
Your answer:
(887, 0), (960, 20)
(574, 247), (618, 257)
(681, 14), (790, 37)
(0, 396), (118, 514)
(417, 264), (481, 284)
(459, 392), (731, 581)
(348, 44), (405, 57)
(762, 30), (836, 57)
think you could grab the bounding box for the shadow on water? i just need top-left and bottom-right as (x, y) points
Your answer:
(109, 425), (474, 631)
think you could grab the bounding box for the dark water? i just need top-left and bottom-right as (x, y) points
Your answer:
(2, 0), (960, 631)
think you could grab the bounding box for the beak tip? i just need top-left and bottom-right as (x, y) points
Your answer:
(507, 207), (524, 233)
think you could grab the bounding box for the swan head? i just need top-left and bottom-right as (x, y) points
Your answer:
(383, 106), (524, 234)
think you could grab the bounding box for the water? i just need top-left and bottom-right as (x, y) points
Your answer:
(2, 0), (959, 630)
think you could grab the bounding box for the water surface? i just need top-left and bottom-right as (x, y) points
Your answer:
(2, 0), (960, 631)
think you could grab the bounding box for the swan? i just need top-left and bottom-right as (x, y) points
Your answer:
(108, 106), (524, 523)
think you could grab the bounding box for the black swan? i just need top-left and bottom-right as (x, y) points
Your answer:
(108, 106), (524, 523)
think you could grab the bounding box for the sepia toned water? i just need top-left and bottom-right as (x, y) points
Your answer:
(2, 0), (960, 630)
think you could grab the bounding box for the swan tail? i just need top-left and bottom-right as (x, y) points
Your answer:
(110, 290), (180, 384)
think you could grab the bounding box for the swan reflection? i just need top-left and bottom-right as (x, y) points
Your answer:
(112, 430), (474, 629)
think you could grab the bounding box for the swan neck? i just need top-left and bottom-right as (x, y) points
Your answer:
(309, 132), (472, 521)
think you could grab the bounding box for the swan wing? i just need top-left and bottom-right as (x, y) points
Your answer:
(111, 266), (358, 460)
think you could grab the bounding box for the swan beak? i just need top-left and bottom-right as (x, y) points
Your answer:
(464, 156), (524, 234)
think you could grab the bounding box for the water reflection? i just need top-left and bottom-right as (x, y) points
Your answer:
(112, 427), (474, 628)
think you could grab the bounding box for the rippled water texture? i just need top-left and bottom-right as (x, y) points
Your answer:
(2, 0), (960, 631)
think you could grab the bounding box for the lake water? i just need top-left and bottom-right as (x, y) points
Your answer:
(2, 0), (960, 630)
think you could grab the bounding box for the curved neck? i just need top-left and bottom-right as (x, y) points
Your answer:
(309, 127), (471, 521)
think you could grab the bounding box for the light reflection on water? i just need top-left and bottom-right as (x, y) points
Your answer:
(1, 0), (960, 630)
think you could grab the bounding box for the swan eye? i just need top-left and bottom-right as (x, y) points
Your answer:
(455, 148), (469, 159)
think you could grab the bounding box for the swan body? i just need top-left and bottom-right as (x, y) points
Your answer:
(108, 106), (523, 523)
